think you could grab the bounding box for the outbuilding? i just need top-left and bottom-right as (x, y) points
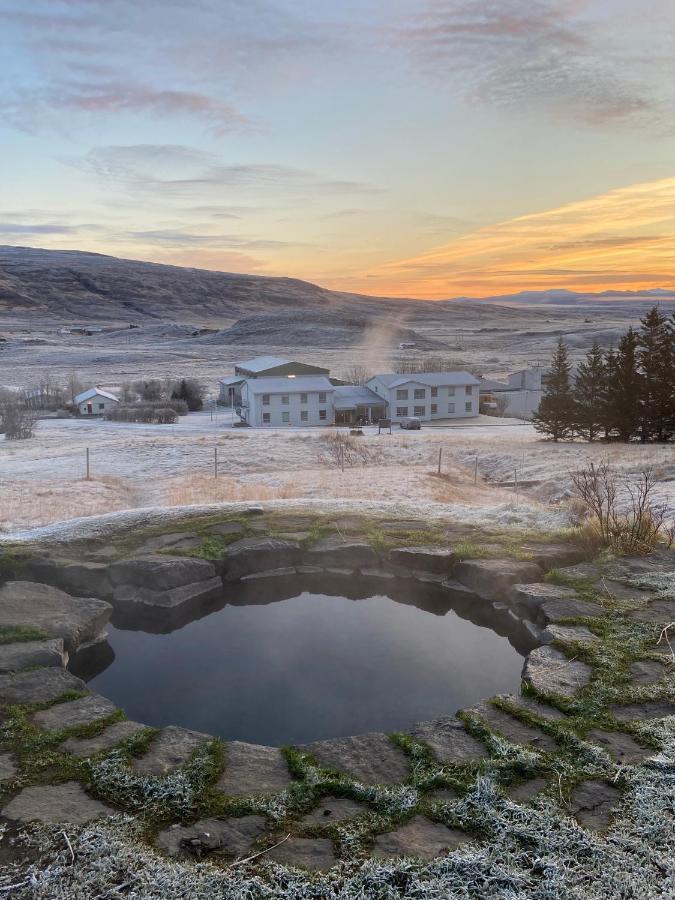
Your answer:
(74, 388), (119, 416)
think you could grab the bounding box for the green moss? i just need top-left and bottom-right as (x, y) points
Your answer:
(0, 625), (50, 644)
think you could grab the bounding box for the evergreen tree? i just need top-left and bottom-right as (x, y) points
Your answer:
(637, 306), (672, 442)
(600, 346), (618, 440)
(533, 339), (575, 441)
(573, 341), (606, 441)
(613, 327), (641, 442)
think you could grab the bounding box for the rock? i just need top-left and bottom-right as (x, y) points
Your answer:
(467, 701), (557, 752)
(372, 815), (470, 859)
(555, 563), (603, 581)
(0, 668), (85, 705)
(223, 539), (302, 581)
(156, 815), (267, 858)
(612, 700), (675, 721)
(539, 597), (604, 625)
(108, 556), (217, 590)
(267, 514), (315, 531)
(504, 695), (567, 722)
(59, 720), (146, 757)
(32, 694), (117, 731)
(206, 522), (245, 537)
(0, 581), (111, 654)
(541, 624), (599, 646)
(301, 733), (410, 785)
(241, 567), (297, 581)
(360, 567), (396, 579)
(112, 576), (222, 610)
(0, 639), (66, 673)
(0, 753), (17, 780)
(276, 532), (311, 542)
(410, 718), (487, 764)
(267, 836), (336, 871)
(507, 777), (549, 802)
(2, 782), (114, 824)
(569, 780), (622, 832)
(303, 536), (378, 569)
(301, 797), (368, 826)
(218, 742), (291, 797)
(379, 519), (433, 533)
(522, 646), (592, 697)
(51, 562), (114, 600)
(586, 729), (652, 763)
(133, 726), (210, 775)
(629, 599), (675, 624)
(136, 533), (201, 554)
(518, 544), (587, 571)
(508, 583), (579, 618)
(628, 659), (667, 685)
(454, 559), (543, 601)
(388, 547), (456, 574)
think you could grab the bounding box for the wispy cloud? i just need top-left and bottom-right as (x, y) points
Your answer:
(0, 223), (78, 235)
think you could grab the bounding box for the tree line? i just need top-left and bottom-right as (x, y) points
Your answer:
(533, 306), (674, 442)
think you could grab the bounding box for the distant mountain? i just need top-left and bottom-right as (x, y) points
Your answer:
(462, 288), (675, 306)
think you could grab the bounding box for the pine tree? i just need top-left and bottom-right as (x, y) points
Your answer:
(573, 341), (606, 441)
(637, 306), (672, 442)
(613, 327), (641, 442)
(600, 346), (618, 439)
(533, 339), (575, 441)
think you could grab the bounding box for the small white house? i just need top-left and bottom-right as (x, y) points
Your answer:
(366, 372), (481, 422)
(74, 388), (119, 416)
(239, 375), (335, 426)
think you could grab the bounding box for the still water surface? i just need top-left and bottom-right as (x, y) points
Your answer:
(88, 591), (524, 745)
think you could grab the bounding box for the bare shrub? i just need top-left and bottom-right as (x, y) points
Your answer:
(316, 431), (380, 468)
(571, 461), (673, 554)
(341, 365), (372, 385)
(108, 404), (179, 424)
(0, 395), (39, 440)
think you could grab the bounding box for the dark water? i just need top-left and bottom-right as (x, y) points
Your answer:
(86, 589), (524, 746)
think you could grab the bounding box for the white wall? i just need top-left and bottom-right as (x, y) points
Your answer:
(78, 396), (117, 415)
(367, 378), (479, 421)
(241, 384), (334, 426)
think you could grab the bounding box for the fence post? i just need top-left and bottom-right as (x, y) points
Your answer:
(214, 447), (218, 480)
(85, 447), (90, 481)
(437, 447), (442, 475)
(341, 443), (345, 473)
(514, 468), (518, 505)
(474, 456), (478, 484)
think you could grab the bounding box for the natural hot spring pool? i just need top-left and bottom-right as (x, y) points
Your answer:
(83, 585), (527, 746)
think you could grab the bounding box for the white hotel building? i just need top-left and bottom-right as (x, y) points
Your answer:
(366, 372), (481, 422)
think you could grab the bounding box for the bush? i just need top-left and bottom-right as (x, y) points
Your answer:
(0, 396), (39, 440)
(316, 431), (379, 467)
(107, 404), (178, 424)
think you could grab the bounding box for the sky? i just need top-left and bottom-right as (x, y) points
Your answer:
(2, 0), (675, 299)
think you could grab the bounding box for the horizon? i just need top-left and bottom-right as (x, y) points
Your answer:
(3, 1), (675, 298)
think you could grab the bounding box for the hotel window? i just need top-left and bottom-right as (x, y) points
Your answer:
(262, 394), (270, 405)
(300, 410), (308, 422)
(431, 387), (438, 397)
(465, 401), (472, 413)
(466, 385), (473, 395)
(281, 395), (289, 405)
(319, 392), (327, 402)
(396, 389), (408, 400)
(414, 388), (425, 399)
(431, 403), (437, 414)
(414, 405), (425, 417)
(448, 402), (455, 413)
(319, 409), (327, 420)
(300, 393), (308, 404)
(282, 411), (290, 423)
(396, 406), (408, 417)
(448, 386), (455, 396)
(262, 412), (271, 424)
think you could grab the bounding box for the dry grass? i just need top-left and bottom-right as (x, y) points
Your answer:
(167, 475), (303, 505)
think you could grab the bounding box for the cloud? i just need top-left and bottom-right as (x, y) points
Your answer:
(0, 223), (78, 235)
(353, 176), (675, 297)
(396, 0), (672, 126)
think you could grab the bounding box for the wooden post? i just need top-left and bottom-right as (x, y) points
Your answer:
(341, 442), (345, 473)
(437, 446), (442, 475)
(474, 456), (478, 484)
(514, 468), (518, 505)
(85, 447), (90, 481)
(214, 446), (218, 480)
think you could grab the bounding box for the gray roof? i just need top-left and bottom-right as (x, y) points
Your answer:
(371, 371), (481, 388)
(245, 375), (334, 395)
(219, 375), (245, 386)
(235, 355), (290, 373)
(333, 385), (385, 410)
(74, 388), (119, 404)
(479, 378), (510, 392)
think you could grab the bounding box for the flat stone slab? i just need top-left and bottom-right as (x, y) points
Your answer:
(454, 559), (543, 601)
(205, 521), (246, 537)
(541, 624), (599, 646)
(372, 815), (470, 860)
(136, 533), (201, 554)
(267, 836), (336, 871)
(59, 720), (146, 757)
(508, 583), (579, 617)
(2, 782), (114, 824)
(507, 777), (549, 803)
(301, 733), (410, 785)
(555, 563), (603, 581)
(156, 815), (267, 858)
(224, 539), (302, 581)
(113, 576), (222, 610)
(51, 561), (113, 600)
(0, 581), (111, 654)
(410, 717), (488, 765)
(586, 729), (652, 763)
(629, 599), (675, 624)
(301, 796), (369, 826)
(629, 659), (667, 685)
(0, 667), (85, 705)
(569, 780), (622, 832)
(522, 646), (592, 697)
(0, 639), (66, 673)
(108, 556), (217, 591)
(518, 544), (586, 570)
(388, 547), (456, 574)
(467, 701), (557, 752)
(218, 742), (291, 797)
(303, 537), (377, 569)
(0, 752), (17, 781)
(31, 694), (117, 731)
(612, 700), (675, 721)
(133, 726), (210, 776)
(507, 695), (567, 721)
(539, 597), (604, 625)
